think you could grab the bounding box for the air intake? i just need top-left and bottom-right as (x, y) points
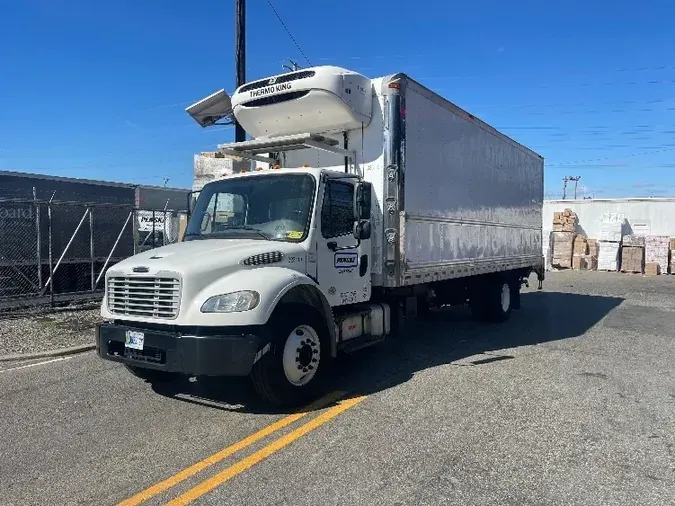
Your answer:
(242, 251), (284, 266)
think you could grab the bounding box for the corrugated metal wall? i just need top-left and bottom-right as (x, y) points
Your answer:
(543, 199), (675, 239)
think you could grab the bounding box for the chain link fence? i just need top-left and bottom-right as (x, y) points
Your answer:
(0, 197), (187, 314)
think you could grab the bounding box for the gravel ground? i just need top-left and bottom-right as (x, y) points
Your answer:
(0, 306), (101, 356)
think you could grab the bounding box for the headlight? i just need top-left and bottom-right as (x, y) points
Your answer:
(200, 291), (260, 313)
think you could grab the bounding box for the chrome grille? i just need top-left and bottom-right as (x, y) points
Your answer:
(107, 276), (180, 319)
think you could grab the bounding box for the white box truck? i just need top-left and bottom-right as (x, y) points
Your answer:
(95, 65), (545, 407)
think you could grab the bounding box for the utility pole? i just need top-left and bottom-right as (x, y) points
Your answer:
(234, 0), (246, 143)
(562, 176), (581, 200)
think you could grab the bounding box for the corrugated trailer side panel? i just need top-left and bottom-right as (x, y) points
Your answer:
(398, 77), (544, 285)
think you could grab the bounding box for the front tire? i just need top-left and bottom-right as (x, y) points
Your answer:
(250, 304), (332, 408)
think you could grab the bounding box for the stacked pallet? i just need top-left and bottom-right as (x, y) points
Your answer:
(551, 232), (574, 269)
(550, 209), (578, 269)
(553, 209), (577, 232)
(587, 239), (599, 265)
(597, 213), (624, 271)
(572, 235), (587, 270)
(571, 235), (598, 270)
(620, 235), (645, 273)
(645, 235), (669, 276)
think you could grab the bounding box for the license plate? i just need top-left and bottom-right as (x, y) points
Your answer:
(125, 330), (145, 350)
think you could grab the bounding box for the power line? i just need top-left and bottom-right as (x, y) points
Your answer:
(546, 146), (675, 167)
(311, 57), (675, 77)
(468, 98), (675, 109)
(264, 0), (311, 67)
(419, 77), (675, 89)
(498, 123), (675, 131)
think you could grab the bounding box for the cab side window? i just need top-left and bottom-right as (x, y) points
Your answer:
(321, 181), (354, 238)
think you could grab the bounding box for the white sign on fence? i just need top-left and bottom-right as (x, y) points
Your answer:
(137, 211), (167, 232)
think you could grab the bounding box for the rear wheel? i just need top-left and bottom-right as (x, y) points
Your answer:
(250, 304), (332, 408)
(470, 276), (514, 323)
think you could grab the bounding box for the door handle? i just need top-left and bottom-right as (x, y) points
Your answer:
(328, 241), (359, 252)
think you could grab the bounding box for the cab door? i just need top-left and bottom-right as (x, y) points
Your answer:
(316, 177), (372, 307)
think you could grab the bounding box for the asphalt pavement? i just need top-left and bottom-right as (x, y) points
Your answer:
(1, 271), (673, 506)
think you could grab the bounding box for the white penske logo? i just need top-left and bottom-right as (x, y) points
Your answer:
(249, 82), (292, 98)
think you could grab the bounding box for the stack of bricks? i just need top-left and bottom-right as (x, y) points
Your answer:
(645, 235), (669, 276)
(552, 209), (577, 232)
(670, 238), (675, 274)
(620, 235), (645, 274)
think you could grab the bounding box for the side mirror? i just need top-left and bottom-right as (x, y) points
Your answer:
(353, 220), (371, 241)
(187, 190), (200, 219)
(353, 182), (372, 221)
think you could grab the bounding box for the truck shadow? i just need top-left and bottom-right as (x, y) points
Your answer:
(150, 291), (624, 414)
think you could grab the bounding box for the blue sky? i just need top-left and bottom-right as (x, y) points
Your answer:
(1, 0), (674, 198)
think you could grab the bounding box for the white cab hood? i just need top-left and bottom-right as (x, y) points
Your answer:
(102, 239), (310, 325)
(107, 239), (305, 278)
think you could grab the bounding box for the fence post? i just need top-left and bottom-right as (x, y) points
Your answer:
(152, 210), (156, 248)
(132, 209), (139, 255)
(33, 187), (42, 291)
(47, 201), (54, 307)
(89, 207), (95, 291)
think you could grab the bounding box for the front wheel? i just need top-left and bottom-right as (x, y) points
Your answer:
(250, 305), (332, 408)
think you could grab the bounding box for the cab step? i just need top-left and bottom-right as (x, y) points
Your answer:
(337, 334), (386, 354)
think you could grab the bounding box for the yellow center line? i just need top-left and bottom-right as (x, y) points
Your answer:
(117, 390), (347, 506)
(164, 395), (368, 506)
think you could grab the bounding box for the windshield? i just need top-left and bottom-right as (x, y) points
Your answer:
(185, 173), (316, 242)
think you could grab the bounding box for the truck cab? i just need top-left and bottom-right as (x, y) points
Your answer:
(184, 167), (373, 308)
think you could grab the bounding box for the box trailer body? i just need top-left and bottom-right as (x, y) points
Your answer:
(273, 73), (544, 289)
(95, 65), (545, 407)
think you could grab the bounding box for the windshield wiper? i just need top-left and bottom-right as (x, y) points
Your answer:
(224, 226), (272, 240)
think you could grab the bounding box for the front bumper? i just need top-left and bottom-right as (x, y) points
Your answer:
(96, 322), (262, 376)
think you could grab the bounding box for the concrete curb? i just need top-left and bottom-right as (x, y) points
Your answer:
(0, 344), (96, 363)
